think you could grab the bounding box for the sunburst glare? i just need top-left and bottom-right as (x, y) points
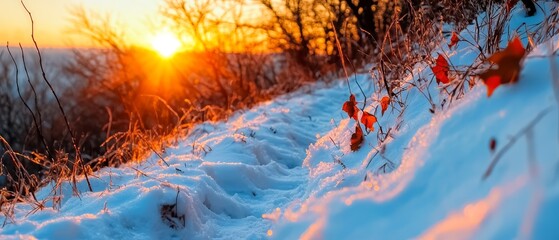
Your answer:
(150, 30), (182, 58)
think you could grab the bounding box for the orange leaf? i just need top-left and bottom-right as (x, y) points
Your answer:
(380, 96), (390, 116)
(360, 111), (377, 132)
(350, 123), (364, 151)
(431, 54), (450, 84)
(448, 32), (459, 48)
(487, 36), (525, 69)
(342, 94), (359, 120)
(478, 36), (526, 97)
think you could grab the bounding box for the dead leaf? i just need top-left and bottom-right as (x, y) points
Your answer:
(486, 36), (525, 68)
(490, 138), (497, 153)
(360, 111), (377, 132)
(449, 32), (459, 48)
(431, 54), (450, 84)
(507, 0), (519, 12)
(342, 94), (359, 120)
(483, 74), (501, 97)
(380, 96), (390, 116)
(350, 123), (364, 151)
(478, 36), (526, 97)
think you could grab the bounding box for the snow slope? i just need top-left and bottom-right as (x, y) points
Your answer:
(2, 2), (559, 240)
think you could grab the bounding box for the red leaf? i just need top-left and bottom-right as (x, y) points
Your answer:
(478, 36), (526, 97)
(360, 111), (377, 132)
(448, 32), (459, 48)
(489, 138), (497, 153)
(485, 75), (501, 97)
(342, 94), (359, 120)
(350, 123), (364, 151)
(487, 36), (525, 69)
(431, 54), (450, 84)
(507, 0), (519, 12)
(380, 96), (390, 116)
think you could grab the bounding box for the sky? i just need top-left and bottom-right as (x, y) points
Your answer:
(0, 0), (162, 48)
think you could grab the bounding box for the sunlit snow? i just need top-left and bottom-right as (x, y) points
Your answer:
(2, 2), (559, 240)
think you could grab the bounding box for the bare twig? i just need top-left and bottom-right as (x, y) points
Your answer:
(483, 107), (553, 180)
(332, 22), (352, 94)
(17, 43), (51, 159)
(21, 0), (92, 192)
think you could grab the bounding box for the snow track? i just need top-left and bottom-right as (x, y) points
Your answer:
(0, 80), (358, 239)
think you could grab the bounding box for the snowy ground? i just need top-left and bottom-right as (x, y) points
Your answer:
(2, 2), (559, 240)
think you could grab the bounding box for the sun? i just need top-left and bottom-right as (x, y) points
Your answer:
(151, 30), (182, 58)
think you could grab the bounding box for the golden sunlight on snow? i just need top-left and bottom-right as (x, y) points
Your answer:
(419, 190), (501, 240)
(419, 176), (528, 240)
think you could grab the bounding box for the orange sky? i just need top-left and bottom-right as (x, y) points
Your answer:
(1, 0), (162, 48)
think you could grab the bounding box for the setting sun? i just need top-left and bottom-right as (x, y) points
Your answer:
(151, 30), (182, 58)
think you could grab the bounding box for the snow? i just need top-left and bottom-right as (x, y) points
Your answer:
(2, 2), (559, 240)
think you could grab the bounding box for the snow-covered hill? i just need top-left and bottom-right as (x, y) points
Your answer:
(2, 2), (559, 240)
